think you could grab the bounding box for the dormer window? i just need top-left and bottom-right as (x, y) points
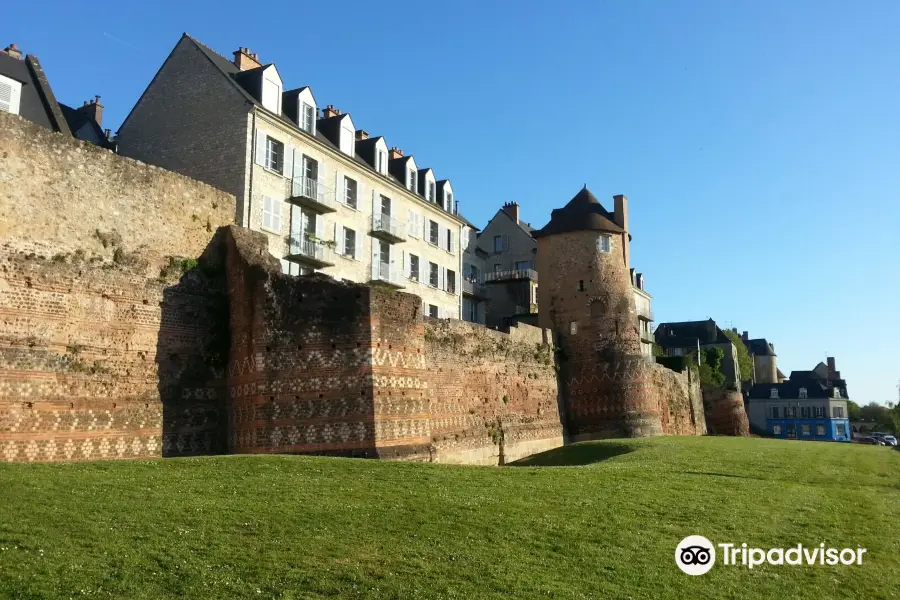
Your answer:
(799, 387), (807, 399)
(770, 388), (779, 399)
(261, 68), (282, 114)
(0, 74), (22, 115)
(340, 124), (354, 156)
(408, 169), (417, 192)
(301, 102), (315, 133)
(428, 181), (436, 202)
(377, 149), (387, 174)
(446, 191), (453, 212)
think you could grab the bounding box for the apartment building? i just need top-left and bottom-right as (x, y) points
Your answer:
(117, 35), (466, 318)
(631, 270), (654, 357)
(461, 224), (488, 324)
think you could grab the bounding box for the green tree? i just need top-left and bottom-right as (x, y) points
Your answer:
(847, 400), (861, 422)
(692, 347), (726, 389)
(723, 329), (754, 385)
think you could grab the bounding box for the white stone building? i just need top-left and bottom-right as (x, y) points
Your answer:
(117, 35), (468, 318)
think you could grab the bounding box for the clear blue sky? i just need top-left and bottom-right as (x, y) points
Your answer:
(7, 0), (899, 405)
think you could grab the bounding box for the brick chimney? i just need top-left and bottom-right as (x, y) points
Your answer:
(355, 130), (369, 141)
(322, 105), (341, 118)
(232, 47), (261, 71)
(2, 43), (22, 59)
(389, 146), (404, 159)
(502, 201), (519, 223)
(78, 96), (103, 127)
(613, 194), (629, 268)
(827, 357), (836, 378)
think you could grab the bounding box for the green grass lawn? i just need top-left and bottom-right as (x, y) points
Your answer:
(1, 437), (898, 599)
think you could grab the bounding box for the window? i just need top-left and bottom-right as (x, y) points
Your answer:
(494, 264), (502, 272)
(408, 169), (417, 192)
(344, 177), (357, 208)
(515, 260), (531, 271)
(380, 195), (392, 217)
(569, 322), (578, 335)
(261, 196), (281, 233)
(343, 228), (356, 258)
(769, 388), (779, 399)
(493, 236), (503, 253)
(428, 181), (436, 203)
(262, 76), (282, 114)
(428, 304), (439, 318)
(445, 229), (454, 253)
(446, 192), (453, 211)
(377, 149), (387, 174)
(302, 155), (318, 183)
(801, 424), (811, 436)
(801, 407), (810, 418)
(265, 137), (284, 173)
(799, 387), (808, 399)
(773, 424), (782, 435)
(836, 423), (847, 436)
(578, 280), (585, 291)
(0, 74), (22, 115)
(429, 262), (439, 287)
(598, 235), (611, 253)
(787, 407), (797, 418)
(340, 126), (354, 155)
(446, 269), (456, 294)
(771, 407), (779, 419)
(833, 406), (844, 418)
(816, 425), (826, 436)
(409, 254), (420, 281)
(301, 102), (315, 133)
(429, 220), (439, 246)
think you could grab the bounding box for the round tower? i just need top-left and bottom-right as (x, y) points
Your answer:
(534, 187), (662, 440)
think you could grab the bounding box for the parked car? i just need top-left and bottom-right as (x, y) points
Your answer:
(871, 432), (887, 441)
(881, 435), (897, 447)
(857, 437), (885, 445)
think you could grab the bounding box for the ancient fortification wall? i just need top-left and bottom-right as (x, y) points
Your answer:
(703, 388), (750, 436)
(0, 113), (235, 461)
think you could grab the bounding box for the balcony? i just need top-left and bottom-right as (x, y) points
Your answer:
(483, 268), (538, 284)
(285, 237), (335, 268)
(640, 327), (655, 343)
(370, 262), (405, 289)
(370, 213), (406, 243)
(636, 306), (655, 322)
(286, 177), (337, 213)
(462, 277), (487, 298)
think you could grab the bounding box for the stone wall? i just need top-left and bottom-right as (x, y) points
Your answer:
(424, 319), (562, 465)
(703, 388), (751, 436)
(0, 111), (236, 266)
(652, 364), (706, 436)
(0, 112), (236, 462)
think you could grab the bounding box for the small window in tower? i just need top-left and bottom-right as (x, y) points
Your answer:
(598, 235), (611, 253)
(578, 280), (585, 291)
(569, 321), (578, 335)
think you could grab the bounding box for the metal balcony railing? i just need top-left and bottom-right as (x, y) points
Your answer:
(483, 268), (538, 284)
(287, 236), (334, 265)
(462, 278), (486, 296)
(288, 177), (336, 211)
(372, 262), (405, 286)
(371, 213), (406, 239)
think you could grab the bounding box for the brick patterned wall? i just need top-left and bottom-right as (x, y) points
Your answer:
(703, 388), (750, 436)
(424, 319), (563, 465)
(652, 364), (706, 436)
(0, 248), (228, 462)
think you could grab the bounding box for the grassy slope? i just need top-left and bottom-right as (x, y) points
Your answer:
(0, 437), (898, 599)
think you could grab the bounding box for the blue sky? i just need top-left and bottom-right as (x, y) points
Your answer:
(7, 0), (899, 404)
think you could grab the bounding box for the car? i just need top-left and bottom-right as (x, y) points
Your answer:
(857, 437), (885, 445)
(881, 435), (897, 446)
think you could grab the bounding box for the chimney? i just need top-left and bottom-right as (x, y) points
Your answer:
(389, 146), (404, 159)
(77, 95), (104, 127)
(741, 331), (748, 341)
(232, 47), (261, 71)
(613, 194), (629, 268)
(355, 129), (369, 141)
(322, 104), (342, 118)
(769, 343), (775, 353)
(827, 357), (836, 377)
(502, 201), (519, 223)
(2, 43), (22, 59)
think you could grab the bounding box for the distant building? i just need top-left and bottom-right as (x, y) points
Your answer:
(654, 319), (742, 390)
(60, 96), (115, 149)
(738, 331), (779, 385)
(746, 358), (851, 442)
(0, 43), (70, 135)
(631, 269), (653, 358)
(461, 221), (488, 324)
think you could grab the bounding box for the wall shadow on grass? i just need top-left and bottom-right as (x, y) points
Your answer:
(506, 441), (636, 467)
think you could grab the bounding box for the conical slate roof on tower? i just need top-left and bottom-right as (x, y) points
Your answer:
(532, 186), (625, 238)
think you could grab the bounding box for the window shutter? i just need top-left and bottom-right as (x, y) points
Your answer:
(439, 266), (446, 290)
(0, 77), (21, 114)
(273, 199), (282, 233)
(449, 230), (455, 254)
(290, 207), (302, 253)
(316, 214), (324, 240)
(503, 234), (510, 251)
(335, 223), (344, 255)
(371, 241), (380, 279)
(283, 145), (294, 180)
(407, 210), (415, 237)
(261, 196), (271, 231)
(255, 128), (267, 166)
(404, 251), (411, 277)
(335, 170), (344, 205)
(372, 189), (377, 214)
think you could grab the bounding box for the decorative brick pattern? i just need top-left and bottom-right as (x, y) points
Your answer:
(703, 388), (750, 436)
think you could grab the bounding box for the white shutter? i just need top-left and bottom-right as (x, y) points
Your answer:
(336, 170), (344, 205)
(0, 76), (21, 114)
(449, 230), (455, 254)
(440, 226), (448, 251)
(407, 210), (415, 238)
(404, 251), (410, 277)
(290, 207), (302, 253)
(315, 214), (324, 240)
(371, 241), (380, 279)
(439, 266), (446, 291)
(261, 196), (271, 231)
(273, 199), (283, 233)
(255, 128), (267, 166)
(335, 223), (343, 255)
(283, 145), (294, 180)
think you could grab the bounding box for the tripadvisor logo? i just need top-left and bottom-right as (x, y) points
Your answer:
(675, 536), (867, 575)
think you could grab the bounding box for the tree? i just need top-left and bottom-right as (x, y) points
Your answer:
(723, 329), (754, 385)
(859, 402), (898, 433)
(693, 347), (726, 389)
(847, 400), (861, 422)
